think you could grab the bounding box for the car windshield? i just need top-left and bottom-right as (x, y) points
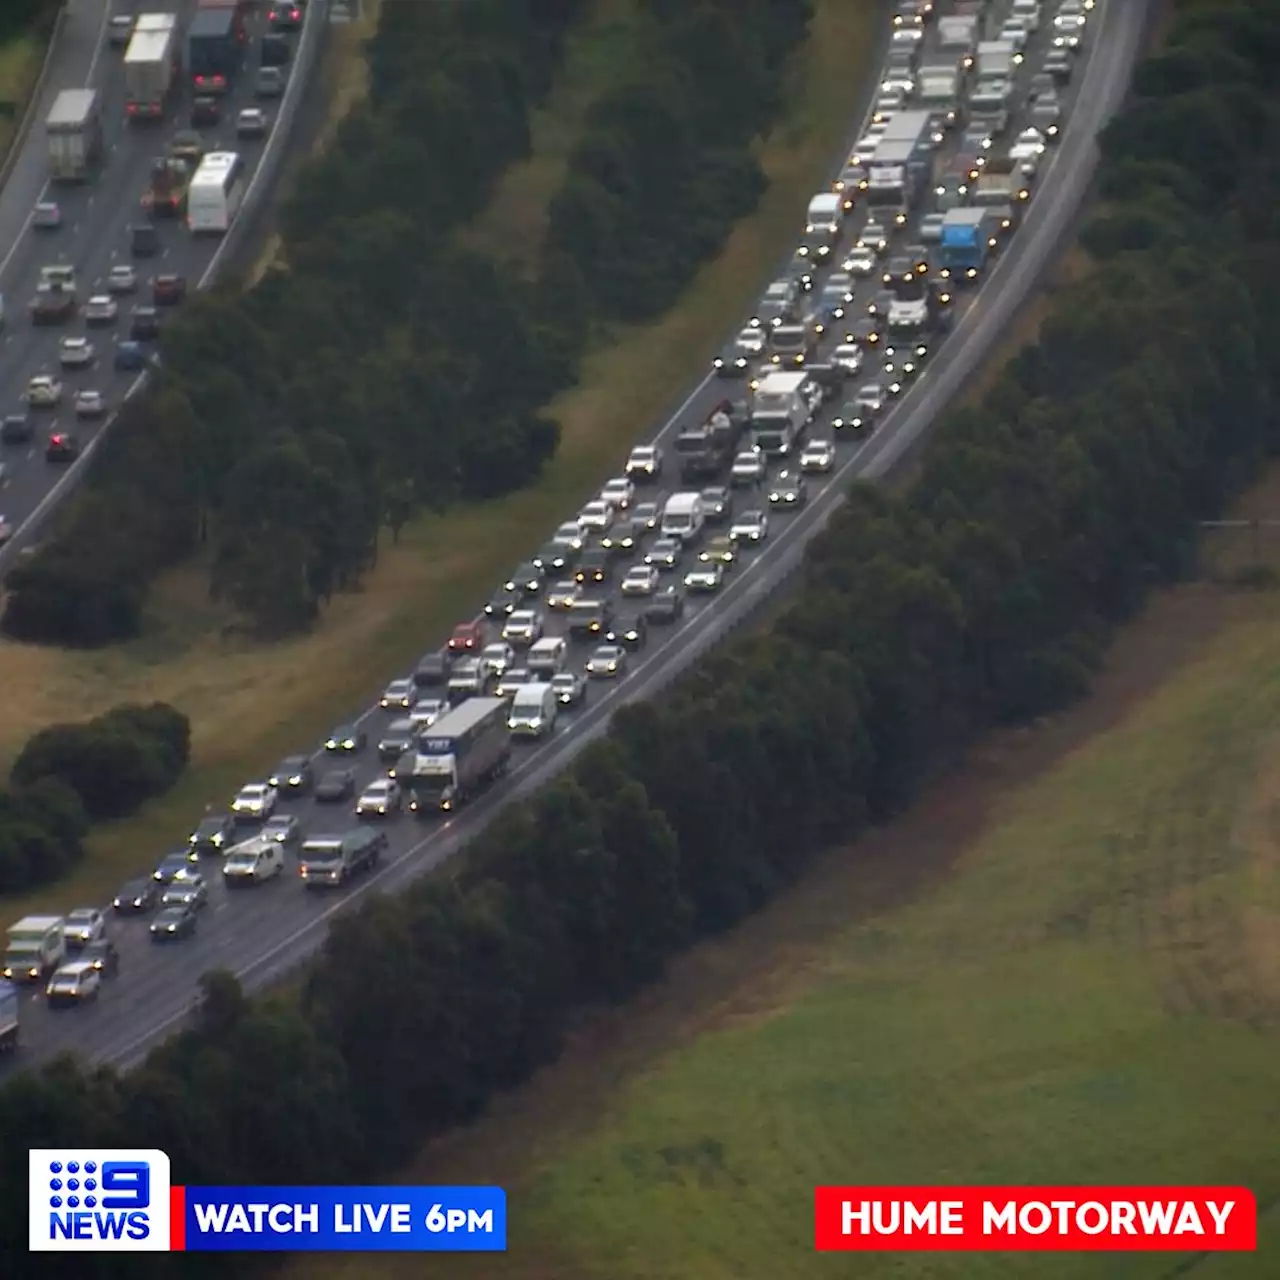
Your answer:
(67, 911), (96, 925)
(303, 843), (343, 865)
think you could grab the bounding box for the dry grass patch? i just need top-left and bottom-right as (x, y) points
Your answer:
(0, 0), (881, 913)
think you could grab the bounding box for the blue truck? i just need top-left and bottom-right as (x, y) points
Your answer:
(936, 207), (1001, 283)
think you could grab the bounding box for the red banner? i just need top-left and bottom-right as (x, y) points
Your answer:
(814, 1187), (1256, 1251)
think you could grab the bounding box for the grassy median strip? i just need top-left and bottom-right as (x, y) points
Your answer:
(281, 495), (1280, 1280)
(0, 0), (880, 913)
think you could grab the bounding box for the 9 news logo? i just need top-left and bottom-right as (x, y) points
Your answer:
(30, 1149), (173, 1252)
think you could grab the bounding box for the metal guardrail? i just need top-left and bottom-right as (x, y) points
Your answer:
(0, 3), (67, 192)
(0, 0), (327, 573)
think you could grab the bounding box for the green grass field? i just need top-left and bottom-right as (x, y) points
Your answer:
(0, 32), (45, 163)
(0, 0), (881, 914)
(282, 506), (1280, 1280)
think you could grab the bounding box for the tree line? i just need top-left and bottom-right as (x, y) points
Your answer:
(2, 0), (815, 643)
(2, 1), (1275, 1274)
(0, 702), (190, 894)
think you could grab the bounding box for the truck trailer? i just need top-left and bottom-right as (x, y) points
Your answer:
(45, 88), (103, 181)
(187, 0), (247, 95)
(409, 697), (511, 814)
(124, 14), (179, 120)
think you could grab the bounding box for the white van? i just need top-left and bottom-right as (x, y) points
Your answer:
(528, 636), (567, 676)
(661, 492), (706, 544)
(804, 191), (843, 233)
(508, 683), (558, 739)
(1010, 0), (1041, 31)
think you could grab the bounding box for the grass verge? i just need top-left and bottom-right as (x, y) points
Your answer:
(0, 33), (45, 165)
(0, 0), (882, 914)
(281, 469), (1280, 1280)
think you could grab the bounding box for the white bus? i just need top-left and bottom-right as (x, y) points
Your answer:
(187, 151), (245, 233)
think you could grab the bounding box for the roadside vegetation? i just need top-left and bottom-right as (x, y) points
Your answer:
(0, 8), (1276, 1280)
(0, 0), (58, 162)
(0, 0), (880, 913)
(288, 487), (1280, 1280)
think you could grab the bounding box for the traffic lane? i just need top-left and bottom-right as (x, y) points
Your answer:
(0, 0), (112, 272)
(0, 40), (290, 519)
(4, 14), (1094, 1065)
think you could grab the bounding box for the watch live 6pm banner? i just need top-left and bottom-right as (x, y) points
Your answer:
(814, 1186), (1257, 1252)
(30, 1151), (506, 1253)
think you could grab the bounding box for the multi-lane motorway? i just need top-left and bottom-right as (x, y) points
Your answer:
(0, 0), (314, 542)
(2, 0), (1151, 1075)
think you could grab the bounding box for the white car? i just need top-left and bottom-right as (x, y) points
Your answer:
(502, 608), (544, 645)
(1013, 128), (1046, 158)
(577, 499), (614, 532)
(585, 645), (627, 679)
(107, 264), (138, 294)
(871, 88), (905, 125)
(858, 221), (889, 253)
(800, 439), (836, 473)
(83, 294), (118, 324)
(843, 245), (878, 276)
(46, 961), (101, 1005)
(26, 375), (62, 406)
(356, 778), (402, 817)
(620, 564), (660, 597)
(74, 389), (106, 418)
(731, 450), (767, 484)
(729, 509), (768, 543)
(546, 579), (581, 610)
(998, 19), (1029, 52)
(684, 562), (725, 593)
(1054, 7), (1086, 46)
(600, 477), (634, 509)
(552, 521), (585, 553)
(379, 677), (415, 709)
(231, 782), (278, 821)
(831, 344), (864, 375)
(480, 642), (514, 677)
(33, 200), (62, 229)
(409, 697), (446, 728)
(236, 106), (269, 138)
(644, 537), (683, 569)
(624, 444), (662, 479)
(59, 337), (95, 368)
(63, 908), (106, 948)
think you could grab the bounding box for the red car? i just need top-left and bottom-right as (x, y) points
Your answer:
(447, 620), (483, 652)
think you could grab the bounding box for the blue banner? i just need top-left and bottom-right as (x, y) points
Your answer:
(178, 1186), (506, 1251)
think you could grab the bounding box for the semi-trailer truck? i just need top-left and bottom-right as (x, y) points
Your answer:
(45, 89), (103, 181)
(187, 0), (247, 95)
(124, 14), (179, 119)
(409, 697), (511, 814)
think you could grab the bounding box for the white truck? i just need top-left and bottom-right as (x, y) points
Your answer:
(976, 39), (1018, 85)
(0, 980), (17, 1052)
(124, 14), (179, 120)
(409, 696), (511, 814)
(804, 191), (843, 235)
(3, 916), (66, 982)
(46, 89), (103, 181)
(917, 63), (962, 126)
(751, 370), (819, 457)
(936, 14), (980, 64)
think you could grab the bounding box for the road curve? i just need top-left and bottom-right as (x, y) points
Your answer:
(0, 0), (320, 558)
(1, 0), (1150, 1075)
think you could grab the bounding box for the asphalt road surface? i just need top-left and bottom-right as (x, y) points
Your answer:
(3, 0), (1150, 1074)
(0, 0), (310, 536)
